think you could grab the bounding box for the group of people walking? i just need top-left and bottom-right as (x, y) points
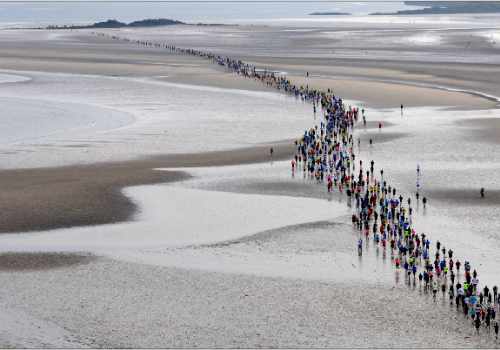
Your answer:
(93, 30), (499, 341)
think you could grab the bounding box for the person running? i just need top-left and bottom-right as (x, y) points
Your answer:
(494, 320), (499, 340)
(449, 284), (455, 304)
(456, 287), (462, 309)
(475, 315), (481, 335)
(432, 279), (438, 301)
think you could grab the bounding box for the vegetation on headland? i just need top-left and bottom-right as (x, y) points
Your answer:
(370, 1), (500, 15)
(45, 18), (185, 30)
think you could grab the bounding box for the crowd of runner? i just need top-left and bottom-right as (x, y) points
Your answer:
(93, 30), (500, 340)
(292, 95), (500, 338)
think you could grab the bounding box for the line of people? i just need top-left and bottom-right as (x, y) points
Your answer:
(93, 30), (499, 341)
(290, 71), (500, 340)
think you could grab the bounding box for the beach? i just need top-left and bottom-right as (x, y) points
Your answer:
(1, 17), (500, 347)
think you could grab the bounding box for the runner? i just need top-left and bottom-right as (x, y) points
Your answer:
(449, 285), (455, 305)
(432, 279), (438, 301)
(475, 315), (481, 335)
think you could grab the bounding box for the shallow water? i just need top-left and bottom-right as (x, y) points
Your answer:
(0, 183), (348, 251)
(0, 69), (314, 168)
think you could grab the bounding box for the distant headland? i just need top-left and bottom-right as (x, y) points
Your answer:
(370, 1), (500, 15)
(43, 18), (228, 30)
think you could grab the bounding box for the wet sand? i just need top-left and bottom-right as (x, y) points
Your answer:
(359, 120), (396, 129)
(359, 131), (409, 144)
(288, 75), (496, 109)
(0, 252), (95, 271)
(243, 59), (500, 109)
(425, 188), (500, 206)
(0, 142), (293, 233)
(0, 256), (497, 348)
(456, 117), (500, 144)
